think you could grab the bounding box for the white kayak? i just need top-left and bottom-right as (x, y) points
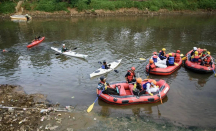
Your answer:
(51, 47), (88, 59)
(90, 59), (122, 78)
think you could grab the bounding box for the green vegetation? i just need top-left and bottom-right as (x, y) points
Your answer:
(0, 1), (16, 14)
(0, 0), (216, 14)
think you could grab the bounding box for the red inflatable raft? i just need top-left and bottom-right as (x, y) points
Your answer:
(146, 53), (182, 75)
(184, 49), (215, 73)
(97, 79), (170, 105)
(27, 37), (45, 48)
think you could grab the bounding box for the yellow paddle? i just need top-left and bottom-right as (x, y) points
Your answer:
(174, 63), (179, 66)
(139, 58), (146, 60)
(182, 57), (187, 61)
(87, 89), (104, 113)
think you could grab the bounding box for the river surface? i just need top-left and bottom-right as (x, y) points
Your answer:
(0, 15), (216, 128)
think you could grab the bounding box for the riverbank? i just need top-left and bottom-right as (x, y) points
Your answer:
(1, 8), (216, 18)
(0, 84), (215, 131)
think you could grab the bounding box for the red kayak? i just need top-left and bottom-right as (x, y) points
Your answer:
(146, 53), (182, 75)
(184, 49), (215, 73)
(27, 37), (45, 48)
(97, 79), (170, 105)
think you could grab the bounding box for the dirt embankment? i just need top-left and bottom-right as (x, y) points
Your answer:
(0, 85), (95, 131)
(1, 8), (216, 18)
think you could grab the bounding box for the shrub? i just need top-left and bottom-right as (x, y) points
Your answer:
(149, 5), (159, 11)
(0, 2), (16, 14)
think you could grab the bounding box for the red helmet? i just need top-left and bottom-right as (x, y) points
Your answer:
(131, 67), (135, 71)
(153, 52), (157, 55)
(176, 50), (180, 53)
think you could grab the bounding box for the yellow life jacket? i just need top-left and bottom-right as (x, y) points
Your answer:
(133, 83), (137, 91)
(104, 82), (108, 90)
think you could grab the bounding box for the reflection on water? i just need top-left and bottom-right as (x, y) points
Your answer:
(0, 15), (216, 128)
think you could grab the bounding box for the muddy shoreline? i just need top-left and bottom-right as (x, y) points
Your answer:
(1, 8), (216, 18)
(0, 84), (215, 131)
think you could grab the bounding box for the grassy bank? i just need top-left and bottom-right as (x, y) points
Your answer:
(0, 0), (216, 14)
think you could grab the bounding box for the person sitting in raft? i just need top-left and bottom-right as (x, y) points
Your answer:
(190, 47), (197, 57)
(174, 50), (181, 62)
(133, 78), (146, 96)
(101, 60), (110, 69)
(200, 49), (208, 58)
(143, 80), (159, 96)
(201, 51), (212, 67)
(166, 53), (175, 66)
(158, 48), (167, 60)
(97, 76), (119, 95)
(149, 59), (156, 70)
(125, 67), (136, 83)
(191, 51), (200, 62)
(61, 44), (69, 53)
(151, 52), (159, 63)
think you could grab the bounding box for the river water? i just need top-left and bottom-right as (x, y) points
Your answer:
(0, 15), (216, 128)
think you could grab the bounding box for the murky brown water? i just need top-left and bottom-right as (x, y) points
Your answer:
(0, 15), (216, 128)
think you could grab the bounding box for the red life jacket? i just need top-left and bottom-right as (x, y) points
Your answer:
(127, 70), (135, 81)
(205, 57), (211, 66)
(194, 55), (199, 59)
(150, 63), (156, 69)
(175, 53), (180, 62)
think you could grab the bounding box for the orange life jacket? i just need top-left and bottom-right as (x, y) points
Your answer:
(150, 63), (156, 69)
(127, 70), (135, 81)
(175, 53), (180, 62)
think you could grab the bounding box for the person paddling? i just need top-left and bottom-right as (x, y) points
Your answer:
(125, 67), (136, 83)
(32, 36), (41, 42)
(142, 80), (159, 96)
(133, 78), (146, 96)
(61, 44), (69, 53)
(97, 76), (119, 95)
(101, 60), (110, 69)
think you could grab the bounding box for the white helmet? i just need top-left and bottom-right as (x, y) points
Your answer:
(193, 47), (197, 50)
(62, 44), (65, 46)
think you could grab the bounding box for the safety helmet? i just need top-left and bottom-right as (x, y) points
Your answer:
(176, 50), (180, 53)
(193, 47), (197, 51)
(195, 51), (198, 55)
(151, 80), (157, 85)
(203, 49), (207, 51)
(131, 67), (135, 71)
(100, 76), (106, 81)
(169, 53), (172, 56)
(153, 52), (157, 55)
(103, 60), (106, 63)
(149, 59), (154, 64)
(162, 48), (166, 51)
(207, 51), (210, 55)
(62, 44), (65, 46)
(136, 78), (142, 84)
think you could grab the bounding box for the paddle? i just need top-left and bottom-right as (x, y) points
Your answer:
(139, 58), (146, 61)
(87, 89), (104, 113)
(159, 89), (163, 104)
(212, 68), (216, 77)
(182, 57), (187, 61)
(174, 63), (179, 66)
(98, 61), (118, 73)
(55, 47), (77, 55)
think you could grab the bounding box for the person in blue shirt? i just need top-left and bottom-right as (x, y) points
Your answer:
(166, 53), (174, 66)
(159, 48), (167, 60)
(101, 60), (110, 69)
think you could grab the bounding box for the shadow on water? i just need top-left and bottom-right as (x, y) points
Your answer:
(97, 96), (168, 118)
